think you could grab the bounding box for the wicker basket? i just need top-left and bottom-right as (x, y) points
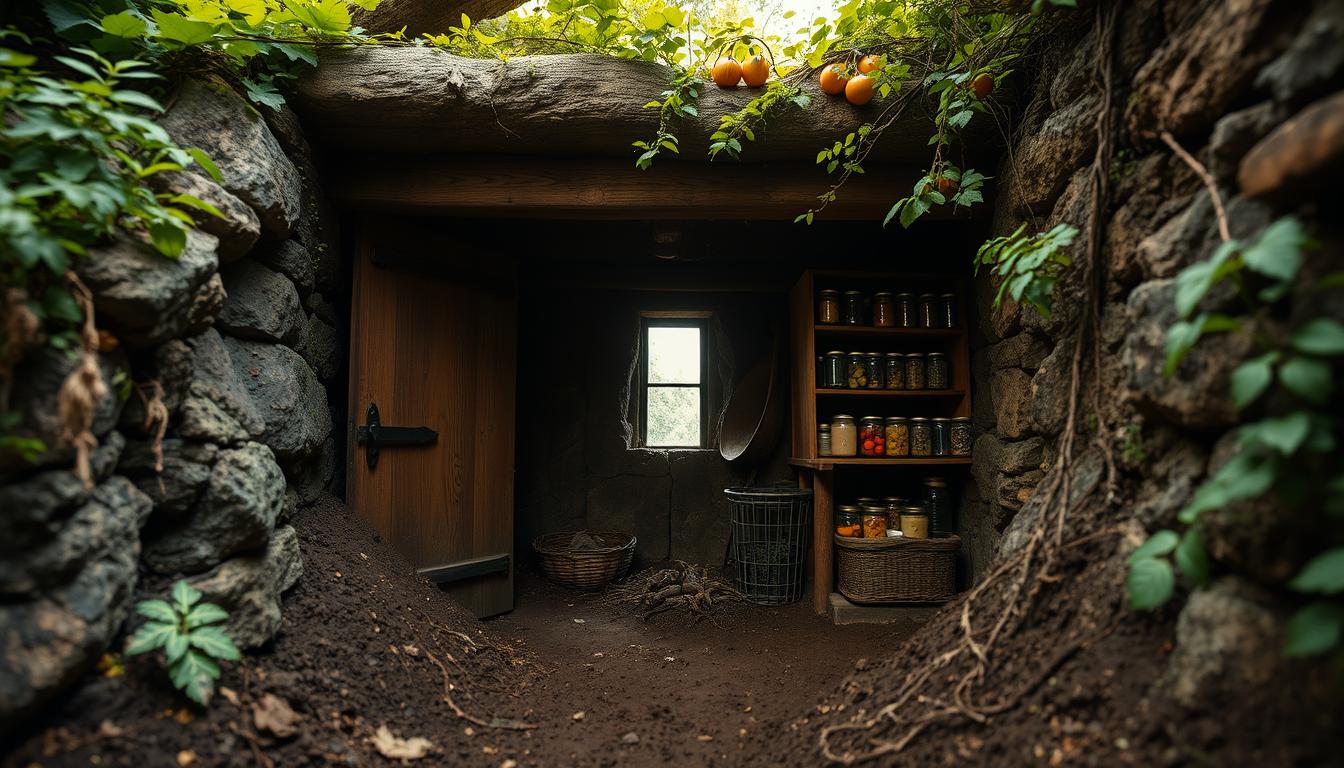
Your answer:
(533, 530), (636, 590)
(835, 533), (961, 604)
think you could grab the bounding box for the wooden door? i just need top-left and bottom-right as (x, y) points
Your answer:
(346, 224), (516, 618)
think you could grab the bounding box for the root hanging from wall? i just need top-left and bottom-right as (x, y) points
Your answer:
(604, 561), (744, 622)
(56, 273), (107, 489)
(818, 3), (1123, 762)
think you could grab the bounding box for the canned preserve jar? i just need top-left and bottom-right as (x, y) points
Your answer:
(926, 352), (949, 389)
(918, 293), (938, 327)
(817, 423), (832, 456)
(836, 505), (861, 537)
(900, 505), (930, 539)
(924, 477), (949, 533)
(817, 289), (840, 324)
(950, 417), (972, 456)
(939, 293), (957, 328)
(931, 417), (951, 456)
(909, 417), (932, 456)
(859, 416), (885, 456)
(864, 352), (883, 389)
(905, 352), (926, 390)
(821, 350), (846, 389)
(861, 504), (889, 538)
(885, 352), (905, 389)
(831, 415), (858, 456)
(894, 293), (916, 327)
(842, 290), (866, 325)
(872, 292), (895, 327)
(884, 416), (910, 456)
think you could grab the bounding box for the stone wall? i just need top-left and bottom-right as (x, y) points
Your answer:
(964, 0), (1342, 712)
(0, 77), (343, 729)
(515, 285), (792, 567)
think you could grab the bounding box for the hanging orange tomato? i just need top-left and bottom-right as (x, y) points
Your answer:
(844, 74), (875, 106)
(858, 54), (882, 73)
(819, 64), (850, 95)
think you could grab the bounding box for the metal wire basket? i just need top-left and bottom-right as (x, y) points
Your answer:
(725, 486), (813, 605)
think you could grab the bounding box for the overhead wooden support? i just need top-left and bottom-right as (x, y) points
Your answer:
(324, 156), (979, 221)
(353, 0), (528, 37)
(296, 48), (993, 164)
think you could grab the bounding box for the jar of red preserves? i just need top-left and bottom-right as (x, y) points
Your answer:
(859, 416), (885, 457)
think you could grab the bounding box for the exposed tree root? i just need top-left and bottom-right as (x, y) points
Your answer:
(56, 273), (107, 489)
(404, 619), (536, 731)
(604, 561), (743, 623)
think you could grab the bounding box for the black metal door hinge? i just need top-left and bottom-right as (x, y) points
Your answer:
(355, 402), (437, 469)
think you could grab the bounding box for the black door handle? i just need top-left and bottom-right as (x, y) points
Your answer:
(355, 402), (437, 469)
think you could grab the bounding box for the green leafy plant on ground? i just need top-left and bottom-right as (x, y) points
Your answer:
(1127, 216), (1344, 657)
(974, 222), (1079, 318)
(126, 580), (239, 705)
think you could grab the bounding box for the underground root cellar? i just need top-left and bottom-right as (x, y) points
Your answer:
(2, 0), (1342, 766)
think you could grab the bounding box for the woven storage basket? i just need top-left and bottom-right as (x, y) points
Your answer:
(835, 533), (961, 604)
(533, 531), (636, 590)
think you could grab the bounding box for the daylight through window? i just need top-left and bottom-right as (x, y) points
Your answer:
(642, 317), (706, 448)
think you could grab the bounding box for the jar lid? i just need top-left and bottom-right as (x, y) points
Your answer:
(884, 496), (906, 503)
(952, 416), (971, 422)
(837, 505), (860, 513)
(865, 351), (882, 357)
(909, 416), (930, 422)
(819, 289), (840, 296)
(843, 290), (865, 296)
(847, 351), (866, 356)
(818, 423), (831, 431)
(895, 292), (915, 298)
(902, 506), (928, 515)
(825, 350), (846, 356)
(832, 414), (855, 421)
(918, 292), (936, 298)
(873, 291), (892, 298)
(928, 352), (947, 358)
(905, 352), (925, 358)
(862, 504), (888, 514)
(885, 351), (903, 357)
(885, 416), (907, 424)
(932, 417), (951, 422)
(861, 415), (884, 423)
(925, 477), (947, 486)
(855, 497), (877, 504)
(939, 292), (955, 298)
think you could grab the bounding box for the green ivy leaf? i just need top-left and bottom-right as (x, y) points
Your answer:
(188, 626), (241, 660)
(1240, 412), (1311, 455)
(136, 599), (178, 624)
(1283, 602), (1344, 657)
(1127, 529), (1178, 565)
(1278, 355), (1332, 404)
(1240, 216), (1304, 282)
(1127, 557), (1174, 611)
(1174, 526), (1210, 587)
(165, 630), (189, 664)
(1179, 450), (1276, 523)
(185, 602), (230, 628)
(101, 12), (148, 38)
(150, 10), (217, 46)
(125, 621), (177, 655)
(1230, 353), (1275, 409)
(170, 650), (221, 705)
(172, 580), (202, 614)
(149, 222), (187, 258)
(1291, 319), (1344, 356)
(1289, 548), (1344, 594)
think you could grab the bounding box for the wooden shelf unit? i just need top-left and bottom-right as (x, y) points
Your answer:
(789, 269), (974, 615)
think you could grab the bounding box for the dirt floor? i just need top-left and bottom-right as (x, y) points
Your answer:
(4, 497), (903, 767)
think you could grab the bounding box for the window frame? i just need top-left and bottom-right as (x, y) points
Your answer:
(638, 312), (710, 449)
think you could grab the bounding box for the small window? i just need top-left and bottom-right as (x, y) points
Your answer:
(640, 315), (707, 448)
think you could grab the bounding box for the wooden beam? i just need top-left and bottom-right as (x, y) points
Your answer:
(325, 156), (983, 221)
(353, 0), (528, 37)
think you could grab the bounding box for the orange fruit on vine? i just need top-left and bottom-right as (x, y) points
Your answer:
(971, 73), (994, 99)
(741, 54), (770, 87)
(819, 64), (850, 95)
(712, 57), (743, 88)
(844, 74), (875, 105)
(858, 54), (882, 73)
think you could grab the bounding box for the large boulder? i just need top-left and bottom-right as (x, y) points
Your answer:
(1, 348), (129, 473)
(1029, 340), (1072, 437)
(1121, 279), (1253, 430)
(117, 438), (219, 516)
(1208, 101), (1288, 185)
(222, 338), (332, 462)
(987, 333), (1051, 373)
(292, 311), (341, 383)
(286, 436), (337, 506)
(1253, 0), (1344, 105)
(152, 170), (261, 262)
(156, 329), (266, 445)
(189, 524), (303, 649)
(254, 239), (316, 298)
(76, 230), (221, 347)
(0, 476), (152, 732)
(142, 442), (285, 574)
(1238, 91), (1344, 200)
(159, 77), (302, 239)
(216, 259), (304, 346)
(1165, 577), (1282, 709)
(989, 368), (1033, 440)
(1005, 94), (1098, 215)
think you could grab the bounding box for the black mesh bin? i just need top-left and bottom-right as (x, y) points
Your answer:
(725, 487), (813, 606)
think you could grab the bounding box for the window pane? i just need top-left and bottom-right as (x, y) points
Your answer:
(646, 386), (701, 447)
(647, 326), (701, 384)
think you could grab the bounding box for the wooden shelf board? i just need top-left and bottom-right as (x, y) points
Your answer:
(790, 457), (973, 470)
(814, 388), (966, 397)
(814, 325), (963, 337)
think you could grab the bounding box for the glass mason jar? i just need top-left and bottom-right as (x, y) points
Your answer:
(931, 417), (951, 456)
(909, 417), (932, 456)
(905, 352), (926, 390)
(864, 352), (883, 389)
(924, 476), (949, 533)
(846, 352), (869, 389)
(817, 423), (832, 456)
(842, 290), (866, 325)
(900, 505), (930, 539)
(883, 497), (907, 530)
(859, 416), (885, 456)
(872, 291), (895, 327)
(830, 415), (858, 456)
(884, 352), (905, 389)
(894, 292), (916, 328)
(821, 350), (847, 389)
(918, 293), (938, 327)
(835, 505), (861, 537)
(950, 417), (972, 456)
(884, 416), (910, 457)
(862, 504), (889, 538)
(939, 293), (957, 328)
(817, 289), (841, 324)
(926, 352), (950, 389)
